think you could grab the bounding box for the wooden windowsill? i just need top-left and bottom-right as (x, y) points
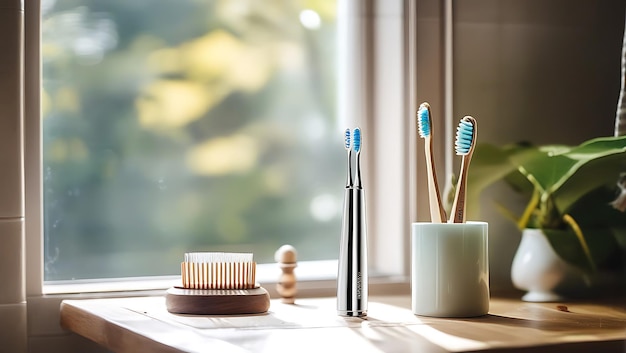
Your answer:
(60, 294), (626, 353)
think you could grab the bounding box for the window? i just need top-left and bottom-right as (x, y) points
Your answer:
(20, 1), (414, 348)
(28, 0), (411, 297)
(41, 0), (342, 281)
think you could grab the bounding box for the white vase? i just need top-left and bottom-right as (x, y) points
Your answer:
(510, 228), (580, 302)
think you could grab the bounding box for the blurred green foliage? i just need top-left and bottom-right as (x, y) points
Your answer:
(42, 0), (340, 280)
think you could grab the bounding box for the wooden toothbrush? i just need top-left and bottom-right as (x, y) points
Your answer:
(449, 116), (477, 223)
(417, 102), (447, 223)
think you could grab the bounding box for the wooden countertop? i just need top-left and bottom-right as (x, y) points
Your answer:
(60, 294), (626, 353)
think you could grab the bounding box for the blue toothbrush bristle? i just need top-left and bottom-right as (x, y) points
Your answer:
(455, 117), (475, 155)
(417, 104), (430, 138)
(352, 128), (361, 153)
(344, 128), (351, 150)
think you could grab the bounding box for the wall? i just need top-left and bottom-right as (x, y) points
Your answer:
(0, 0), (27, 352)
(452, 0), (626, 290)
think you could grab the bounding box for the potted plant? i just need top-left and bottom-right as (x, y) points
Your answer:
(466, 135), (626, 301)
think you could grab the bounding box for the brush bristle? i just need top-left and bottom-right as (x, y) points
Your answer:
(181, 252), (256, 290)
(417, 103), (431, 138)
(455, 116), (475, 155)
(184, 252), (253, 263)
(352, 128), (361, 153)
(344, 128), (351, 150)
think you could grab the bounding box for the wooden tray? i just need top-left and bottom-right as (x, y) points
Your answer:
(165, 286), (270, 315)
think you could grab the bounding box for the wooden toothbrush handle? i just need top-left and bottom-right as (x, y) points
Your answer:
(449, 155), (470, 223)
(425, 139), (446, 223)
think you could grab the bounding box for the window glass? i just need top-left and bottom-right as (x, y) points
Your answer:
(42, 0), (340, 281)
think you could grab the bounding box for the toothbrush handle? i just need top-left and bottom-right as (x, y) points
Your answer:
(449, 156), (470, 223)
(337, 188), (368, 317)
(353, 188), (368, 314)
(337, 187), (354, 315)
(425, 139), (446, 223)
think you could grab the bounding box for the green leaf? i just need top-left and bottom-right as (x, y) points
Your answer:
(513, 136), (626, 213)
(611, 226), (626, 250)
(543, 227), (620, 272)
(510, 146), (570, 192)
(553, 153), (626, 214)
(466, 143), (534, 219)
(568, 185), (626, 228)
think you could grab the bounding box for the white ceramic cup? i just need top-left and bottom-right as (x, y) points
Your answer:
(411, 221), (489, 317)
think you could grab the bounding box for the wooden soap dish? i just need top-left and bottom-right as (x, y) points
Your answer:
(165, 286), (270, 315)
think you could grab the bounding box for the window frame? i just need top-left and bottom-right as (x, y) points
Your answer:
(24, 0), (447, 343)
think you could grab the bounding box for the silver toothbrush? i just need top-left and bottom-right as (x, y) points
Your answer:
(337, 128), (355, 316)
(337, 127), (368, 317)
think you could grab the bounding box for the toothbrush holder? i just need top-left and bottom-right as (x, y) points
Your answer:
(411, 221), (489, 317)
